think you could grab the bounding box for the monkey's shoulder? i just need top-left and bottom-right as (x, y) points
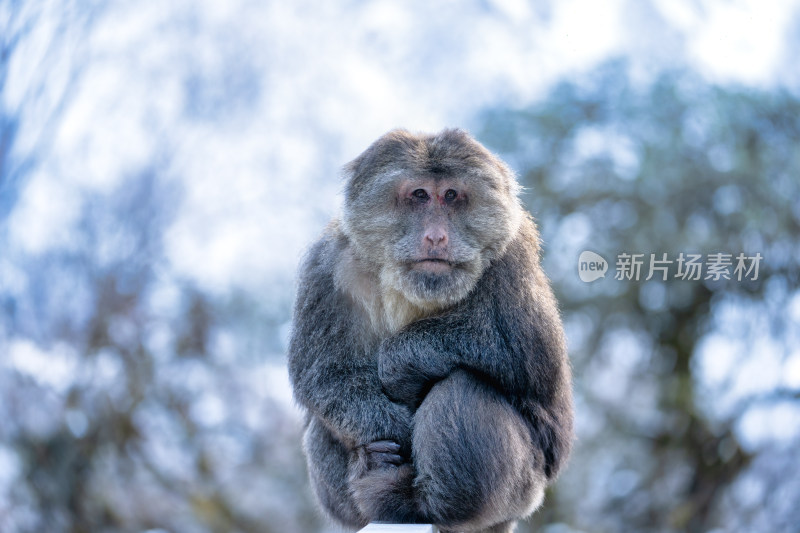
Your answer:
(292, 227), (353, 328)
(450, 218), (562, 345)
(299, 222), (373, 296)
(299, 222), (348, 277)
(476, 218), (543, 291)
(296, 222), (385, 332)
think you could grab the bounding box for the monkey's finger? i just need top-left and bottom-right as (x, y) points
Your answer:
(369, 452), (405, 466)
(366, 440), (401, 454)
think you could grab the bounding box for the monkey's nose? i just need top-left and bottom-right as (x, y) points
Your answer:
(424, 229), (448, 247)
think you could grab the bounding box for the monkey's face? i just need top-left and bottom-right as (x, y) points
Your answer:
(342, 129), (524, 309)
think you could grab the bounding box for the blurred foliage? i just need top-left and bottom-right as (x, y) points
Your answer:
(1, 5), (320, 532)
(479, 60), (800, 533)
(0, 168), (321, 532)
(2, 2), (800, 531)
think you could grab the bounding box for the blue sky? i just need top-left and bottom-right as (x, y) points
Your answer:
(6, 0), (800, 296)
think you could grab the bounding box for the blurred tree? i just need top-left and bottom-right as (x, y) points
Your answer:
(0, 2), (321, 532)
(0, 0), (94, 215)
(2, 167), (321, 532)
(479, 59), (800, 533)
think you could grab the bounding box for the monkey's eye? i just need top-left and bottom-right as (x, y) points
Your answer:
(412, 189), (429, 201)
(444, 189), (458, 202)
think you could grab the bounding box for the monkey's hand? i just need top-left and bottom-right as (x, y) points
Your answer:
(378, 354), (427, 406)
(355, 398), (414, 457)
(361, 440), (407, 470)
(378, 334), (450, 408)
(350, 440), (409, 490)
(349, 442), (419, 523)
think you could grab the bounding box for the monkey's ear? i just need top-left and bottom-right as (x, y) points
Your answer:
(341, 152), (368, 203)
(342, 152), (364, 181)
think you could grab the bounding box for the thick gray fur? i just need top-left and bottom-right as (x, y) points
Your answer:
(289, 129), (573, 533)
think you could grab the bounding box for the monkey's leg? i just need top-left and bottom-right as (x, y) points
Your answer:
(413, 370), (547, 533)
(303, 417), (368, 529)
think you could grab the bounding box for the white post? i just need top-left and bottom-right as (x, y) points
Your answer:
(358, 524), (438, 533)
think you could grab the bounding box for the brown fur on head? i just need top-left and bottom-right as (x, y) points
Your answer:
(339, 129), (525, 329)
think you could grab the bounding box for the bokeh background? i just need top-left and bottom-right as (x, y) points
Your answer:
(2, 1), (800, 532)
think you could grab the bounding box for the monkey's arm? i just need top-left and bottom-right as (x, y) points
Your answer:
(380, 232), (563, 398)
(379, 231), (572, 477)
(379, 276), (558, 401)
(289, 238), (413, 450)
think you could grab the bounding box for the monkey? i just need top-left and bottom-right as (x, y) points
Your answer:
(288, 128), (573, 533)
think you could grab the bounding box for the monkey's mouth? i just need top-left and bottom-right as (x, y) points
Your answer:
(413, 258), (454, 274)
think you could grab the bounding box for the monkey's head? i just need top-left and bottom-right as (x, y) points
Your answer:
(341, 128), (525, 310)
